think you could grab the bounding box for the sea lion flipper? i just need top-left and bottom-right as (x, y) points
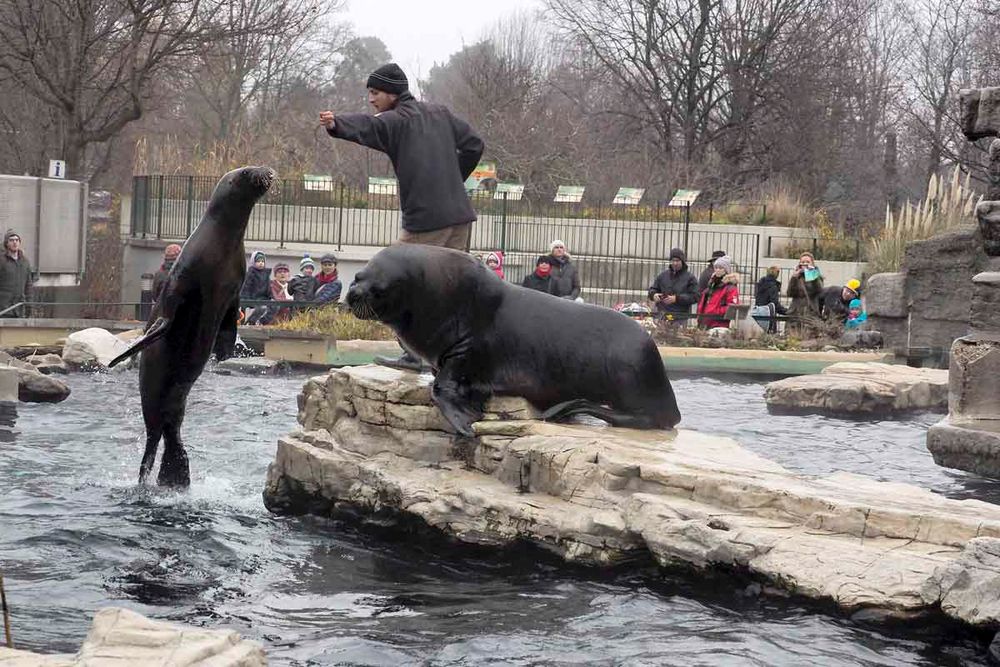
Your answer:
(541, 399), (665, 430)
(212, 301), (240, 361)
(431, 375), (485, 437)
(108, 316), (172, 367)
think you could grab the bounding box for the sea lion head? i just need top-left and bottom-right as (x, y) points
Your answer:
(210, 166), (276, 214)
(347, 245), (480, 325)
(347, 248), (413, 322)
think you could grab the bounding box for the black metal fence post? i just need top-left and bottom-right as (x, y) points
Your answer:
(761, 203), (767, 225)
(156, 175), (164, 239)
(337, 182), (344, 251)
(500, 193), (508, 252)
(279, 183), (287, 248)
(185, 176), (194, 237)
(683, 202), (690, 251)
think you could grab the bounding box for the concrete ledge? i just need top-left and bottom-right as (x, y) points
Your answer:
(0, 318), (141, 347)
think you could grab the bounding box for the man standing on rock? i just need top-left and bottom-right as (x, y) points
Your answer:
(319, 63), (485, 370)
(0, 229), (33, 318)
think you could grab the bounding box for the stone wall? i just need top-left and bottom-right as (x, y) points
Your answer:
(866, 228), (994, 366)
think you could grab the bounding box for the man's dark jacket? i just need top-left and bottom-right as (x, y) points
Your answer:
(328, 92), (484, 233)
(522, 272), (553, 293)
(647, 253), (699, 316)
(548, 256), (581, 300)
(818, 285), (852, 321)
(754, 275), (788, 314)
(0, 251), (32, 315)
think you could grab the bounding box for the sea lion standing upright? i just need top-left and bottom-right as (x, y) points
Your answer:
(346, 245), (681, 435)
(109, 166), (275, 487)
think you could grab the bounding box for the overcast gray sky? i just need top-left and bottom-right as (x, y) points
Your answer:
(345, 0), (543, 93)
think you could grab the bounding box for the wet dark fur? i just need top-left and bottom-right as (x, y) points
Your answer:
(109, 166), (274, 487)
(346, 245), (681, 436)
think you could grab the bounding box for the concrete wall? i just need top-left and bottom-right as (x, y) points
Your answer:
(865, 227), (1000, 366)
(0, 174), (87, 276)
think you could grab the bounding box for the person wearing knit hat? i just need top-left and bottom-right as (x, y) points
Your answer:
(319, 61), (484, 371)
(698, 249), (728, 292)
(696, 255), (740, 330)
(151, 243), (183, 304)
(289, 255), (318, 302)
(647, 247), (698, 320)
(239, 249), (272, 325)
(367, 63), (408, 95)
(547, 240), (581, 300)
(0, 229), (32, 317)
(314, 253), (342, 304)
(485, 251), (504, 280)
(522, 255), (554, 293)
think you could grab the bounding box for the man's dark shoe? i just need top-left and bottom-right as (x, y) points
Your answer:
(374, 351), (429, 372)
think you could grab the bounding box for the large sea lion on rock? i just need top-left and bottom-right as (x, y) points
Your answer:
(109, 166), (275, 487)
(347, 245), (681, 435)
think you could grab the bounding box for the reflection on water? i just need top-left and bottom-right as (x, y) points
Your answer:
(0, 370), (995, 665)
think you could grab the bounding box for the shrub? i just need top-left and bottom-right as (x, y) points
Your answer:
(868, 167), (979, 274)
(274, 306), (395, 340)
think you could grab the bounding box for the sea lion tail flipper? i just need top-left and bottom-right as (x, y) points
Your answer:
(108, 317), (172, 367)
(213, 302), (240, 361)
(541, 399), (661, 430)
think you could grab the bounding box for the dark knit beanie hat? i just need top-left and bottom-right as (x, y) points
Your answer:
(536, 255), (552, 266)
(367, 63), (408, 95)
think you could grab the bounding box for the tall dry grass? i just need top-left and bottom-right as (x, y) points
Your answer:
(273, 306), (395, 340)
(719, 183), (814, 227)
(868, 167), (979, 274)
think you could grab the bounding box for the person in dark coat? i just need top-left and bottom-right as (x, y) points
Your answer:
(786, 252), (824, 336)
(698, 250), (728, 293)
(319, 63), (484, 250)
(522, 255), (554, 293)
(647, 247), (699, 320)
(0, 229), (33, 317)
(548, 239), (581, 300)
(754, 266), (787, 334)
(289, 255), (318, 302)
(240, 250), (271, 323)
(818, 279), (861, 324)
(314, 253), (343, 304)
(320, 63), (484, 371)
(152, 243), (182, 304)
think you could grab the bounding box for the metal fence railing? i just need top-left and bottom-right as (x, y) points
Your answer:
(130, 175), (874, 309)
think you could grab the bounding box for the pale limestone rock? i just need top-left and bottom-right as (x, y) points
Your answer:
(0, 607), (264, 666)
(764, 362), (948, 414)
(264, 364), (1000, 626)
(61, 328), (132, 370)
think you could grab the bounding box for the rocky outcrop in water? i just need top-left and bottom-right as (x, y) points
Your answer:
(764, 362), (948, 415)
(0, 350), (69, 403)
(264, 365), (1000, 631)
(60, 328), (134, 371)
(0, 607), (265, 666)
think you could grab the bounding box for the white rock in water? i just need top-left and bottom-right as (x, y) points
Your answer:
(61, 327), (133, 370)
(0, 607), (265, 666)
(764, 362), (948, 414)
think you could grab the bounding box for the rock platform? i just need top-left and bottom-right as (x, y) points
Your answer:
(0, 607), (264, 666)
(264, 365), (1000, 630)
(763, 362), (948, 415)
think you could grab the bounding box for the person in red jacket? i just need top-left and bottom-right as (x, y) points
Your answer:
(697, 255), (739, 329)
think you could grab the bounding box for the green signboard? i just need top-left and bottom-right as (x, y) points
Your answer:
(554, 185), (585, 203)
(668, 188), (701, 207)
(494, 182), (525, 201)
(368, 176), (398, 195)
(303, 174), (333, 191)
(464, 161), (498, 191)
(612, 187), (645, 205)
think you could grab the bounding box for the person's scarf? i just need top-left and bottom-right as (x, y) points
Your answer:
(317, 269), (339, 284)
